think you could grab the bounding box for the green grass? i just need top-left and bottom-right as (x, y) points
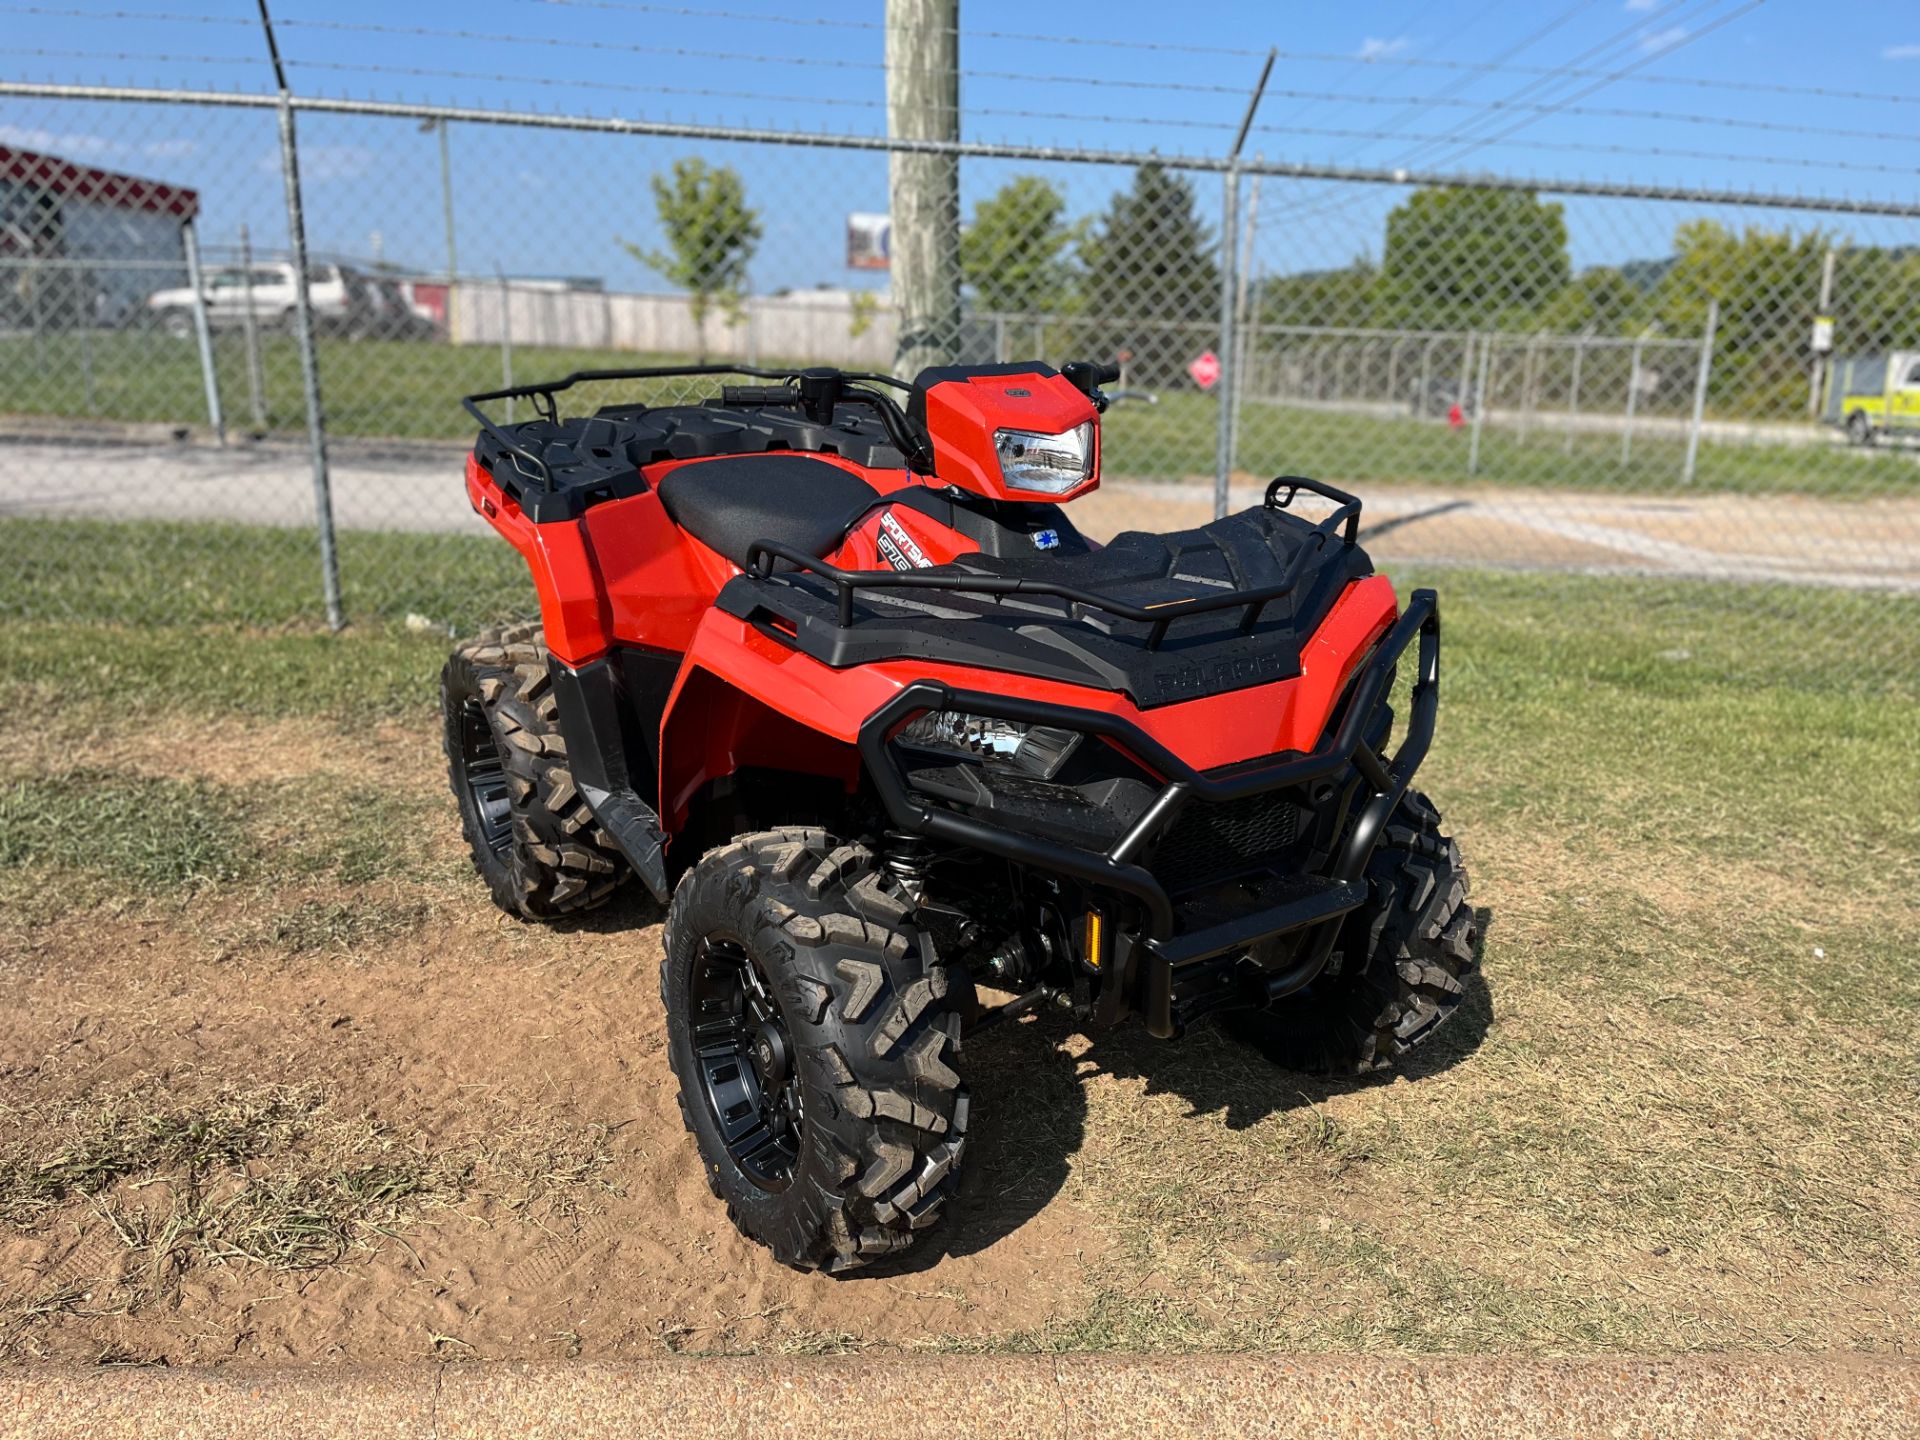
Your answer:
(1, 519), (1915, 1357)
(1108, 388), (1920, 497)
(6, 330), (1915, 498)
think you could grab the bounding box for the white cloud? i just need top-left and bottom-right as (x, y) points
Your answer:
(0, 123), (126, 159)
(1357, 35), (1411, 61)
(141, 139), (199, 161)
(1624, 0), (1659, 11)
(1639, 25), (1689, 53)
(256, 143), (377, 184)
(1884, 44), (1920, 59)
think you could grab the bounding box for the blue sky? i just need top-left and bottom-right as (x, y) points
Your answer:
(4, 1), (1918, 290)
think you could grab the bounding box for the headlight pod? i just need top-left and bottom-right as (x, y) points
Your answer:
(895, 709), (1082, 780)
(993, 421), (1094, 494)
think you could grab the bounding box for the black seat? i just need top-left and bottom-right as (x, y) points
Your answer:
(656, 454), (881, 569)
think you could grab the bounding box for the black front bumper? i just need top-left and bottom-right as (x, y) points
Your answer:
(858, 589), (1442, 1038)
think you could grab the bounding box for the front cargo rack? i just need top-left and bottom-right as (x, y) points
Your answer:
(742, 475), (1363, 650)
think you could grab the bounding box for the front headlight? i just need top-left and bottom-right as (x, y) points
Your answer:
(993, 421), (1094, 494)
(895, 709), (1082, 780)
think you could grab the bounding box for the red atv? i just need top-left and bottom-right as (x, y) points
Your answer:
(442, 361), (1475, 1272)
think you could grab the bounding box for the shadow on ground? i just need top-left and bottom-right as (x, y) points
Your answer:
(892, 905), (1498, 1269)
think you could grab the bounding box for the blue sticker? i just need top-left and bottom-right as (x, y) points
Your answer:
(1033, 528), (1060, 551)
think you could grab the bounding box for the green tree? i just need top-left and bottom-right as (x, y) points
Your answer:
(1652, 219), (1831, 417)
(1078, 163), (1219, 385)
(961, 175), (1080, 317)
(621, 158), (762, 362)
(1258, 260), (1379, 329)
(1378, 187), (1570, 330)
(1538, 266), (1646, 336)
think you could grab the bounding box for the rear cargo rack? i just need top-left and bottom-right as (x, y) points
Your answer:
(743, 475), (1361, 650)
(462, 364), (926, 488)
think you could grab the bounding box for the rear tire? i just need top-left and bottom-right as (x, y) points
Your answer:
(1227, 791), (1477, 1075)
(662, 829), (969, 1272)
(1847, 411), (1875, 447)
(441, 622), (629, 920)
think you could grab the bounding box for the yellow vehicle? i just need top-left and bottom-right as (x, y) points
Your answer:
(1826, 350), (1920, 445)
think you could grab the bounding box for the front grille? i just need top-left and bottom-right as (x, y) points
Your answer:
(1149, 791), (1303, 895)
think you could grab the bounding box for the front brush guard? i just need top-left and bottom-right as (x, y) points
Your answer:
(858, 589), (1441, 1038)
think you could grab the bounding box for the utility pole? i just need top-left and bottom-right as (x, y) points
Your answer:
(885, 0), (960, 378)
(420, 117), (460, 342)
(1808, 245), (1836, 418)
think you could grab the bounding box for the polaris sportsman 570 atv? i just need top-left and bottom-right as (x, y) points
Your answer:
(443, 360), (1475, 1272)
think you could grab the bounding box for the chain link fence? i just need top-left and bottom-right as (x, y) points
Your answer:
(3, 81), (1917, 678)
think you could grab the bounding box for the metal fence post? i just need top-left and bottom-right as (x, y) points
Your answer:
(181, 219), (225, 445)
(1213, 49), (1272, 520)
(1564, 333), (1586, 457)
(1213, 164), (1240, 520)
(238, 223), (268, 432)
(497, 266), (516, 422)
(1682, 299), (1719, 486)
(1621, 331), (1646, 466)
(260, 0), (342, 630)
(1517, 332), (1542, 444)
(78, 298), (98, 413)
(1468, 334), (1492, 477)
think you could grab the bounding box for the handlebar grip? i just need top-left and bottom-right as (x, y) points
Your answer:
(1092, 361), (1121, 385)
(721, 384), (799, 406)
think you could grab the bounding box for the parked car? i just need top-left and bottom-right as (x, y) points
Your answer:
(143, 261), (366, 337)
(354, 276), (439, 340)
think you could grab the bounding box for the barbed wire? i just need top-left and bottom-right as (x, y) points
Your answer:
(1253, 122), (1918, 181)
(10, 43), (1902, 153)
(0, 4), (251, 24)
(5, 3), (1920, 110)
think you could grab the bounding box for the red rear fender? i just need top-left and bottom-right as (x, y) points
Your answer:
(465, 454), (608, 662)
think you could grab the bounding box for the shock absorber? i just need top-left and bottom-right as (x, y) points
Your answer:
(881, 831), (933, 904)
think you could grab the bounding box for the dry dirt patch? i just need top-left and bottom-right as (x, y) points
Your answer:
(2, 693), (1915, 1364)
(0, 890), (1099, 1365)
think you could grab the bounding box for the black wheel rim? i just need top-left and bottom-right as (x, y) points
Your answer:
(456, 696), (514, 856)
(690, 935), (803, 1192)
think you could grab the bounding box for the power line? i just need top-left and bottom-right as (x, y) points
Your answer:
(1268, 0), (1765, 229)
(1352, 0), (1605, 162)
(1393, 0), (1737, 170)
(1425, 0), (1767, 171)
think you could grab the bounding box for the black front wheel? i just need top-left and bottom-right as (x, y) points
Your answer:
(1227, 791), (1478, 1075)
(662, 830), (969, 1272)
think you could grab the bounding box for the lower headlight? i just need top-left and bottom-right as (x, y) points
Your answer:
(895, 710), (1082, 780)
(993, 421), (1094, 494)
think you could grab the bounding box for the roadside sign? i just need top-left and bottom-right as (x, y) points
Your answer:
(1811, 315), (1834, 354)
(847, 212), (890, 270)
(1187, 350), (1220, 389)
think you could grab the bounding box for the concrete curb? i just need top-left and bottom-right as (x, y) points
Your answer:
(3, 1354), (1916, 1439)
